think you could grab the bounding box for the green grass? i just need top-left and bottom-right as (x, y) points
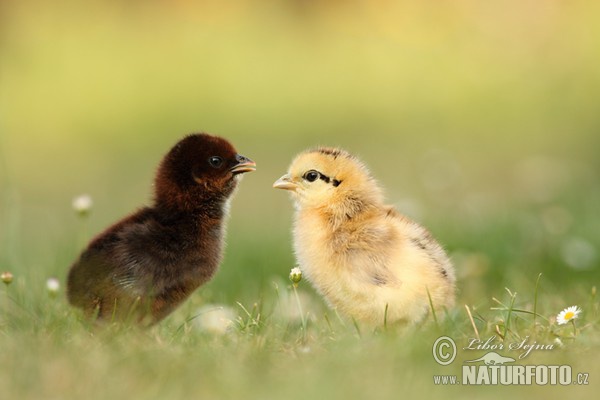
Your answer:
(0, 260), (598, 399)
(1, 0), (600, 398)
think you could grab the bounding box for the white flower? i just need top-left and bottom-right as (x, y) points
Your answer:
(72, 194), (93, 215)
(1, 271), (13, 285)
(556, 305), (581, 325)
(289, 267), (302, 284)
(46, 277), (60, 295)
(193, 305), (236, 335)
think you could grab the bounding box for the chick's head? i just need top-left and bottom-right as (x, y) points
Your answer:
(273, 147), (384, 211)
(155, 133), (255, 208)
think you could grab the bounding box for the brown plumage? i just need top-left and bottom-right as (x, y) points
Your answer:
(67, 133), (255, 325)
(274, 147), (455, 326)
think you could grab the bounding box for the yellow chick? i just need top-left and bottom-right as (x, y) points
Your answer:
(273, 147), (455, 326)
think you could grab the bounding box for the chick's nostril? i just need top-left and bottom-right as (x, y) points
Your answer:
(235, 154), (249, 163)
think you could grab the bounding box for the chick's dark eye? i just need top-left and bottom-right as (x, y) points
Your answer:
(304, 170), (320, 182)
(208, 156), (224, 168)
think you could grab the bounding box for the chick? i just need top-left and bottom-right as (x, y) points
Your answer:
(67, 133), (255, 325)
(273, 147), (455, 326)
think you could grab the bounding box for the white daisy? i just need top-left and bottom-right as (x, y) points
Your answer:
(289, 267), (302, 284)
(556, 305), (581, 325)
(46, 277), (60, 295)
(72, 194), (93, 215)
(193, 305), (236, 335)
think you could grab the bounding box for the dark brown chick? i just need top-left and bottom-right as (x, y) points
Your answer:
(66, 133), (255, 325)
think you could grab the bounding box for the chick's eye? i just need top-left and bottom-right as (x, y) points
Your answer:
(304, 170), (320, 182)
(208, 156), (223, 168)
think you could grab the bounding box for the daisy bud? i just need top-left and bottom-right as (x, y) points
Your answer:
(72, 194), (93, 216)
(1, 271), (13, 285)
(46, 277), (60, 296)
(289, 267), (302, 285)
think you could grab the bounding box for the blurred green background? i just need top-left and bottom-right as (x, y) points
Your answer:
(1, 1), (599, 398)
(2, 0), (598, 303)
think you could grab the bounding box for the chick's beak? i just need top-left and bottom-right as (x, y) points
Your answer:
(273, 174), (298, 191)
(230, 155), (256, 174)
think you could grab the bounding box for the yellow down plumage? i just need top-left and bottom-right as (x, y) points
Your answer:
(274, 147), (455, 326)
